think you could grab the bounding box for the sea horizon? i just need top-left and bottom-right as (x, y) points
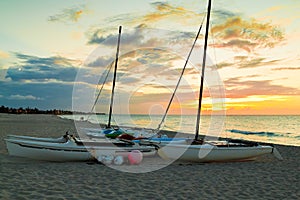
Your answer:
(60, 114), (300, 147)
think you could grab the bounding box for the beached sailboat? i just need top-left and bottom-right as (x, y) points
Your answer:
(157, 0), (281, 162)
(4, 27), (157, 162)
(82, 26), (122, 139)
(81, 26), (157, 140)
(5, 133), (156, 162)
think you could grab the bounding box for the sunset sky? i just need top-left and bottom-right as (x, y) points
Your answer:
(0, 0), (299, 115)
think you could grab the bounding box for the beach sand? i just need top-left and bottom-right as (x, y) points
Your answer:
(0, 114), (299, 200)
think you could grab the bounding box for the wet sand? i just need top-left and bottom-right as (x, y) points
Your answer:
(0, 114), (299, 199)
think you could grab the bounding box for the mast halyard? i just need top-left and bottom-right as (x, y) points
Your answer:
(107, 26), (122, 128)
(156, 22), (204, 132)
(194, 0), (212, 141)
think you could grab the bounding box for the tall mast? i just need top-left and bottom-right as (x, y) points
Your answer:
(195, 0), (212, 140)
(107, 26), (122, 128)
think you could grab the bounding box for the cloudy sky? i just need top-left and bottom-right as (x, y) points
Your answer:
(0, 0), (299, 115)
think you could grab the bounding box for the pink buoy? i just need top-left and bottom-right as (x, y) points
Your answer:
(128, 150), (143, 165)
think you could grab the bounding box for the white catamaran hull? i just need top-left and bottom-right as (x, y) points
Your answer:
(158, 143), (274, 162)
(5, 139), (93, 162)
(5, 137), (156, 162)
(7, 134), (67, 143)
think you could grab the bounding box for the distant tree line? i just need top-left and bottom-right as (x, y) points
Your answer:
(0, 105), (73, 115)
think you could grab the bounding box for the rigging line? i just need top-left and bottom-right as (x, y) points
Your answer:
(155, 18), (206, 132)
(87, 62), (114, 121)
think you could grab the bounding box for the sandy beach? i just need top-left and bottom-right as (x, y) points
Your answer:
(0, 114), (299, 200)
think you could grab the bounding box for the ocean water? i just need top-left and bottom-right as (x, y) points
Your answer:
(61, 114), (300, 147)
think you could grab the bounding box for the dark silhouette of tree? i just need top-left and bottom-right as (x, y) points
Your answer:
(0, 105), (73, 115)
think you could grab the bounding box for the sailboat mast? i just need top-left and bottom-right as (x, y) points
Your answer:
(107, 26), (122, 128)
(195, 0), (212, 140)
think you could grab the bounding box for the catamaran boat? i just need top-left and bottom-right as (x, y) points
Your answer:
(5, 133), (157, 162)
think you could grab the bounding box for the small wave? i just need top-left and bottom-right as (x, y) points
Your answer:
(227, 129), (277, 137)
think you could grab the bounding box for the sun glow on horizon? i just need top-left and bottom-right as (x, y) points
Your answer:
(0, 0), (299, 114)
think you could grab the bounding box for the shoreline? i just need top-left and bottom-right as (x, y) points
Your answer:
(61, 114), (300, 147)
(1, 113), (299, 199)
(1, 113), (299, 148)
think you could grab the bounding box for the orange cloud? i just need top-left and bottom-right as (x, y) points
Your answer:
(48, 5), (90, 23)
(74, 10), (83, 21)
(225, 77), (300, 98)
(212, 17), (284, 52)
(139, 2), (202, 26)
(217, 56), (280, 69)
